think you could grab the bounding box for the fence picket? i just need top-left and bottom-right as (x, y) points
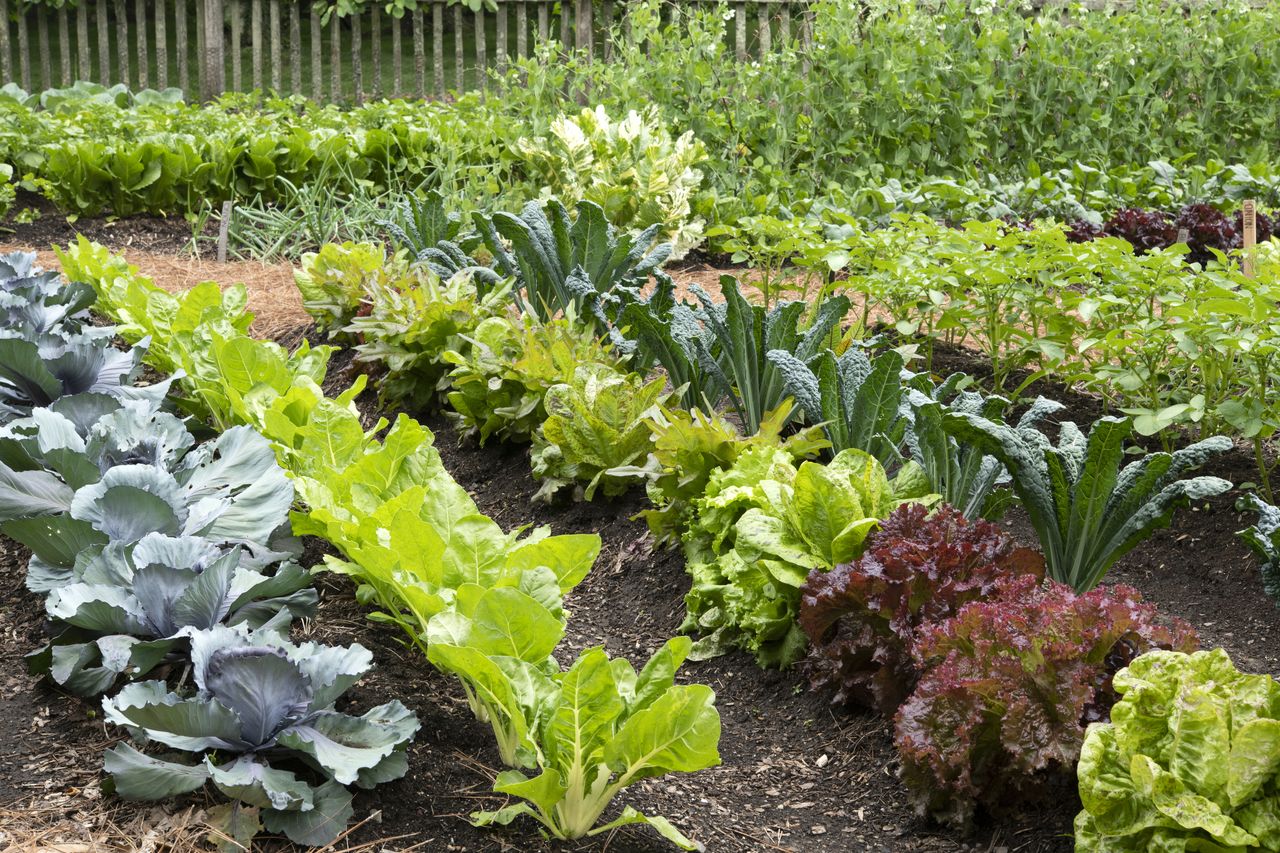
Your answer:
(601, 0), (611, 60)
(229, 0), (242, 89)
(290, 0), (301, 92)
(495, 1), (506, 77)
(453, 5), (463, 90)
(758, 2), (770, 54)
(155, 0), (168, 88)
(76, 2), (88, 80)
(474, 7), (485, 87)
(430, 4), (441, 96)
(538, 0), (548, 43)
(559, 0), (569, 49)
(310, 4), (321, 99)
(329, 13), (341, 100)
(251, 0), (262, 90)
(270, 0), (281, 91)
(0, 0), (9, 85)
(57, 6), (70, 86)
(370, 5), (380, 97)
(176, 0), (188, 93)
(516, 1), (527, 61)
(415, 6), (427, 96)
(350, 12), (362, 104)
(15, 3), (28, 90)
(94, 0), (107, 84)
(113, 0), (128, 87)
(391, 9), (401, 94)
(133, 0), (146, 88)
(37, 5), (50, 88)
(780, 1), (791, 47)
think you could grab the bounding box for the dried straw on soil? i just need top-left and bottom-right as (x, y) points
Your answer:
(0, 245), (306, 338)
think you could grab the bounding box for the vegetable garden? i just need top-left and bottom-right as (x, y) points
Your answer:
(6, 0), (1280, 851)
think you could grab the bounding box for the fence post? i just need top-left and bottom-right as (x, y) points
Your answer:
(230, 0), (242, 90)
(309, 4), (321, 99)
(289, 1), (301, 93)
(176, 0), (189, 93)
(200, 0), (226, 100)
(113, 0), (129, 87)
(16, 4), (29, 91)
(57, 6), (71, 85)
(271, 0), (282, 91)
(350, 11), (362, 104)
(155, 0), (168, 88)
(369, 5), (380, 97)
(414, 5), (426, 97)
(134, 0), (148, 89)
(96, 0), (109, 83)
(0, 0), (9, 85)
(574, 0), (590, 57)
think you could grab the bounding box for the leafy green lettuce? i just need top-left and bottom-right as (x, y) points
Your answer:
(682, 447), (935, 667)
(1075, 648), (1280, 852)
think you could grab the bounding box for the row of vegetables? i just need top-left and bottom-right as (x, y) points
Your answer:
(2, 241), (726, 849)
(275, 194), (1280, 847)
(9, 193), (1280, 848)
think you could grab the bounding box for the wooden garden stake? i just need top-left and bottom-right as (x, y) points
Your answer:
(217, 200), (233, 263)
(1243, 199), (1257, 278)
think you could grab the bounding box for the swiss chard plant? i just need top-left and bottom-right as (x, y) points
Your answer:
(943, 409), (1233, 590)
(799, 503), (1044, 714)
(511, 105), (709, 259)
(30, 533), (316, 696)
(429, 600), (720, 851)
(530, 363), (673, 502)
(1075, 648), (1280, 852)
(101, 623), (419, 847)
(0, 396), (297, 592)
(682, 447), (935, 667)
(895, 575), (1196, 829)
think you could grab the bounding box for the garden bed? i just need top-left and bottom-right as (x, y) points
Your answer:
(2, 328), (1274, 852)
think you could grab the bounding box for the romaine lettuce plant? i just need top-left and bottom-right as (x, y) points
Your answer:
(799, 503), (1044, 714)
(683, 448), (935, 667)
(894, 575), (1196, 829)
(531, 364), (673, 502)
(102, 623), (419, 847)
(345, 265), (510, 407)
(294, 240), (385, 335)
(943, 410), (1233, 590)
(29, 533), (316, 696)
(444, 314), (622, 446)
(628, 401), (827, 545)
(1075, 648), (1280, 852)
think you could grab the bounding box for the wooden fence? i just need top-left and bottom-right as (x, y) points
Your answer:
(0, 0), (814, 102)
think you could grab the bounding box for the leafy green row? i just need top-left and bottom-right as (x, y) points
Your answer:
(66, 239), (723, 850)
(0, 251), (418, 847)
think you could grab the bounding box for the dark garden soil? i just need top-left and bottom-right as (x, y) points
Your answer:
(2, 333), (1278, 852)
(1, 194), (200, 253)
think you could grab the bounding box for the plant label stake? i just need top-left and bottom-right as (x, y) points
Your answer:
(1243, 199), (1257, 278)
(1176, 227), (1189, 245)
(217, 200), (233, 264)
